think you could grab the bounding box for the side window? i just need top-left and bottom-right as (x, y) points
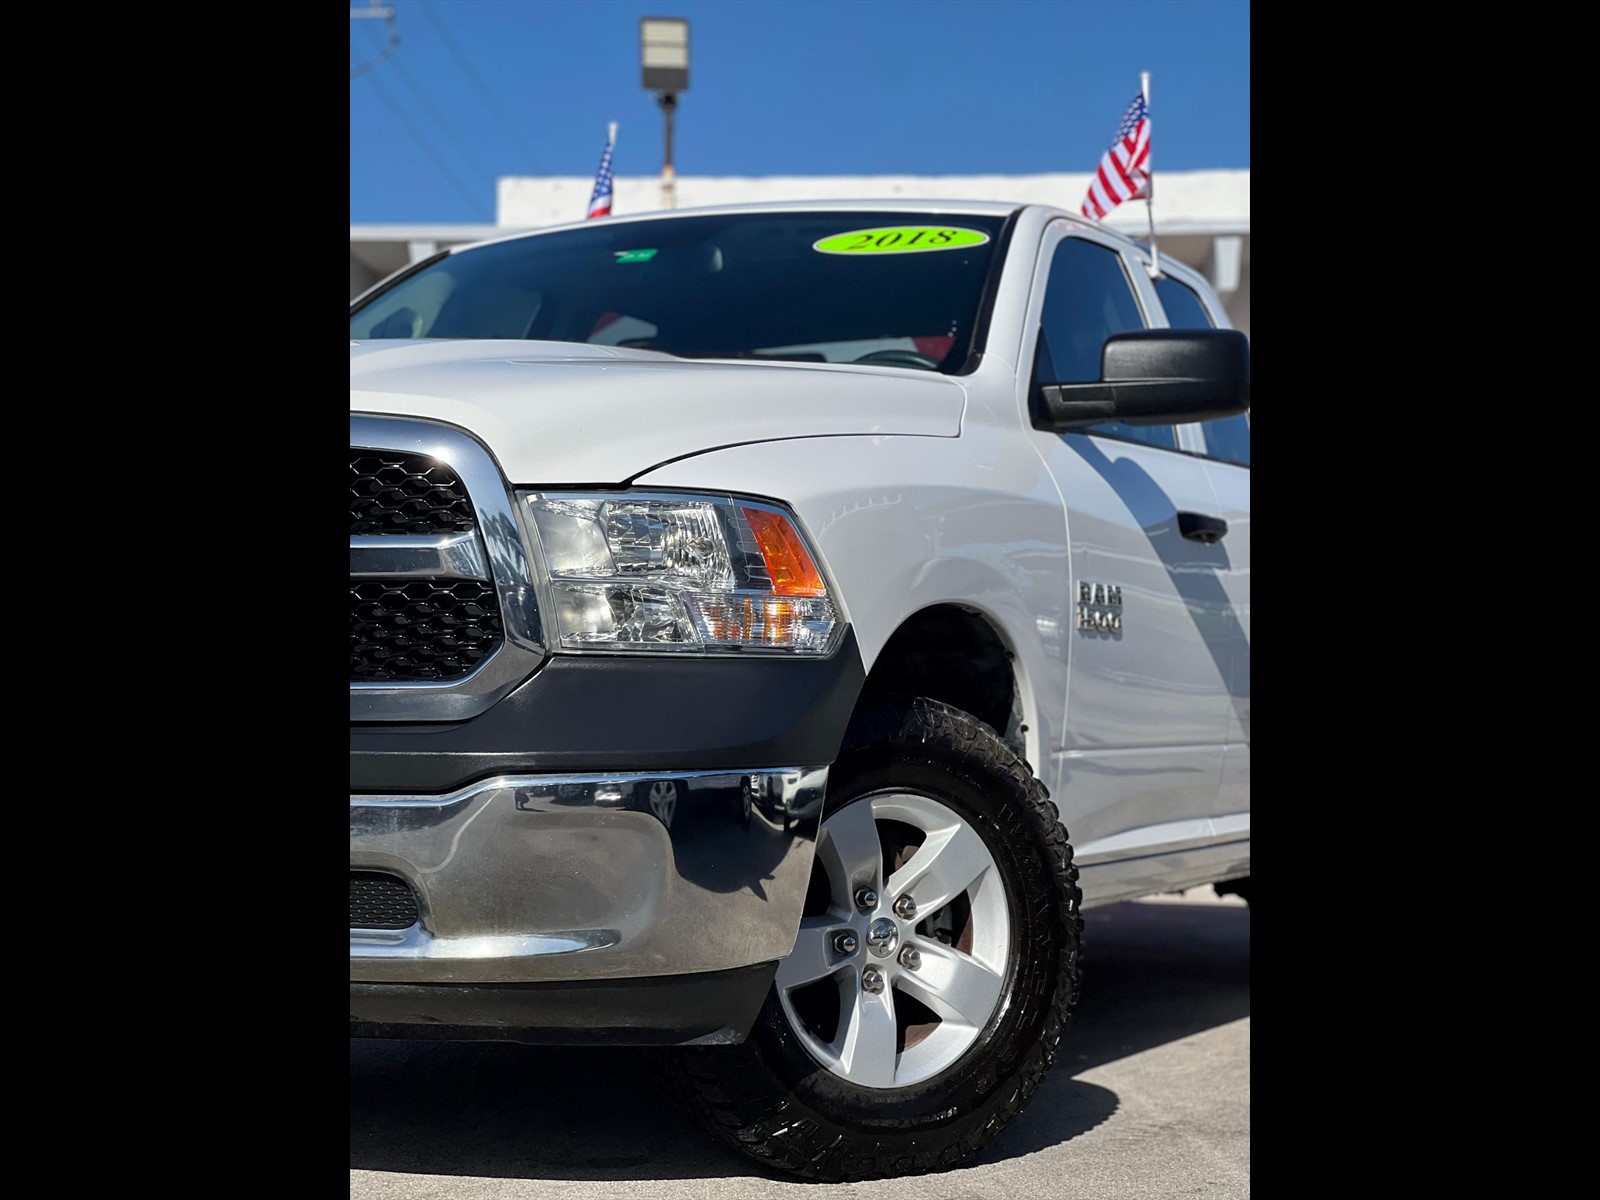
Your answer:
(1035, 238), (1175, 451)
(1152, 275), (1250, 468)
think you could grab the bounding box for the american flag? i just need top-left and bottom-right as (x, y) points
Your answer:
(1081, 95), (1150, 222)
(587, 124), (616, 219)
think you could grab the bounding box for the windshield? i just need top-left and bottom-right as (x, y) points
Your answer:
(349, 211), (1009, 373)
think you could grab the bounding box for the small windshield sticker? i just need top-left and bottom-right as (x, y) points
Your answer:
(813, 226), (991, 255)
(613, 248), (659, 263)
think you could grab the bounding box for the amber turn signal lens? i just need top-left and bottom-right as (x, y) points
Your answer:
(696, 597), (815, 644)
(742, 508), (826, 596)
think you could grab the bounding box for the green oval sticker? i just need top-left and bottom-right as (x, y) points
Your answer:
(813, 226), (991, 255)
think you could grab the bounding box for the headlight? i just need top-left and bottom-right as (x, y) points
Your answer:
(522, 491), (841, 655)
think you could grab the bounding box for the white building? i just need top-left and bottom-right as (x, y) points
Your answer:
(350, 168), (1249, 333)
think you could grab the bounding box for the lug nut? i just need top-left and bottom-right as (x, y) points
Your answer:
(893, 894), (917, 920)
(898, 946), (922, 970)
(854, 888), (878, 912)
(833, 932), (858, 955)
(861, 966), (885, 994)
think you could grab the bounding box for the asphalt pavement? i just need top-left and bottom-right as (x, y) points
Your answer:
(351, 888), (1250, 1199)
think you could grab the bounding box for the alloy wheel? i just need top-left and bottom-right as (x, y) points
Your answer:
(775, 791), (1011, 1088)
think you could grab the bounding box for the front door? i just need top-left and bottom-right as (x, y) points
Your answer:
(1022, 228), (1236, 889)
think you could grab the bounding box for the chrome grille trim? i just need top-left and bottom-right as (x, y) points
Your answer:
(350, 414), (545, 721)
(349, 532), (488, 580)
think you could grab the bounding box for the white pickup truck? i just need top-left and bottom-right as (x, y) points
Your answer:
(349, 200), (1249, 1181)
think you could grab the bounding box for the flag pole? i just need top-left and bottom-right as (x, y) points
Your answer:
(605, 122), (618, 216)
(1141, 71), (1162, 280)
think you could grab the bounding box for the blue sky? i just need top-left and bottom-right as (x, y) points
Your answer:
(350, 0), (1249, 224)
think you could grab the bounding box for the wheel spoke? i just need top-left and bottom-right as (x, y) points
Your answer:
(817, 797), (884, 900)
(895, 940), (1004, 1029)
(834, 979), (898, 1087)
(782, 789), (1014, 1091)
(884, 820), (991, 915)
(776, 916), (845, 992)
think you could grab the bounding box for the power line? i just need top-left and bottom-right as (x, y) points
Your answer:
(355, 44), (491, 219)
(418, 0), (544, 175)
(360, 18), (498, 189)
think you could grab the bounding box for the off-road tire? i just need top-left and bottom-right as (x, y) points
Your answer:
(655, 695), (1082, 1181)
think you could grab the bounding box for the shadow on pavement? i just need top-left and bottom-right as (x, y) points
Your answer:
(349, 898), (1249, 1181)
(980, 897), (1250, 1162)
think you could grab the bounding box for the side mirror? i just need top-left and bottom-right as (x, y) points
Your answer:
(1033, 329), (1249, 431)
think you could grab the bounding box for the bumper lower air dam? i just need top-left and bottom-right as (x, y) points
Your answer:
(349, 962), (777, 1046)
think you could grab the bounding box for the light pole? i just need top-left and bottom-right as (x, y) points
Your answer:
(640, 18), (689, 210)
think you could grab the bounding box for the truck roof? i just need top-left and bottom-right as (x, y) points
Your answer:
(457, 199), (1150, 258)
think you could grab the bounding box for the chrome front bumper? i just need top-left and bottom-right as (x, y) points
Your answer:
(350, 766), (828, 984)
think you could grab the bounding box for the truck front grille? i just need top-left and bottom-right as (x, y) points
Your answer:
(349, 577), (503, 681)
(350, 416), (544, 719)
(350, 449), (476, 535)
(349, 445), (503, 682)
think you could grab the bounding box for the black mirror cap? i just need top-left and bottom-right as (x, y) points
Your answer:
(1033, 329), (1249, 432)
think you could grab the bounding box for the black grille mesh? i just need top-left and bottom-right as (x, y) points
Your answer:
(350, 449), (476, 535)
(350, 873), (420, 930)
(350, 578), (503, 681)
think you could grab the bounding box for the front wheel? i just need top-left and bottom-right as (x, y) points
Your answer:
(657, 696), (1081, 1180)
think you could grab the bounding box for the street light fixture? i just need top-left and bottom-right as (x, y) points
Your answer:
(640, 17), (689, 210)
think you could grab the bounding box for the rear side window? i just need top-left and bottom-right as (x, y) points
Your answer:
(1152, 275), (1212, 329)
(1036, 239), (1174, 451)
(1153, 275), (1250, 467)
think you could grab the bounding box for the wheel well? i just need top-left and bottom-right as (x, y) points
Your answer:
(860, 606), (1024, 759)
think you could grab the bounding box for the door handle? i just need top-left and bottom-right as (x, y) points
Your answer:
(1177, 512), (1228, 544)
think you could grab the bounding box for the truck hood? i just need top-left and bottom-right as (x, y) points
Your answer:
(350, 339), (966, 484)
